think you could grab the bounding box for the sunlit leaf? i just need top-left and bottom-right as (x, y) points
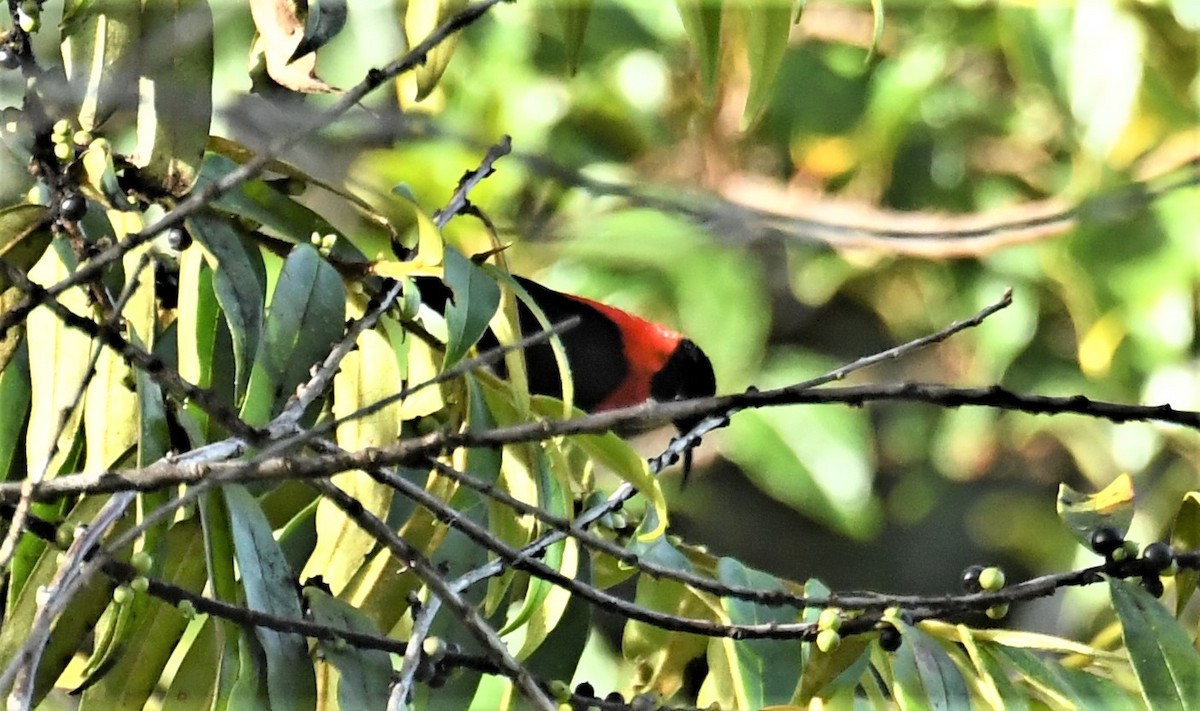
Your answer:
(160, 618), (222, 711)
(303, 322), (402, 594)
(403, 0), (467, 102)
(60, 0), (140, 131)
(0, 496), (123, 703)
(78, 518), (208, 709)
(1068, 2), (1144, 158)
(25, 240), (91, 477)
(248, 0), (338, 93)
(134, 0), (214, 196)
(1056, 473), (1135, 549)
(1110, 577), (1200, 710)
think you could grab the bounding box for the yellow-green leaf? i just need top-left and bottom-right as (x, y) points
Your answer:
(61, 0), (141, 131)
(557, 1), (592, 76)
(0, 204), (53, 293)
(134, 0), (214, 195)
(1056, 473), (1136, 548)
(676, 0), (723, 102)
(737, 0), (791, 130)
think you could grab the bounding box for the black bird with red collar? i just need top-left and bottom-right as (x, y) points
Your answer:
(417, 274), (716, 435)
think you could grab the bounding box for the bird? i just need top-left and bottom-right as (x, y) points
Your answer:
(415, 274), (716, 435)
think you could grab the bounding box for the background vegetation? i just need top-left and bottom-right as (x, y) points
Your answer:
(0, 0), (1196, 709)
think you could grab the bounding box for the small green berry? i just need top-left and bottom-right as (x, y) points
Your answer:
(113, 585), (132, 604)
(978, 567), (1006, 591)
(816, 628), (841, 652)
(130, 576), (149, 593)
(131, 550), (154, 574)
(53, 142), (73, 160)
(177, 600), (196, 618)
(986, 603), (1009, 620)
(55, 524), (74, 549)
(549, 680), (571, 703)
(818, 607), (842, 631)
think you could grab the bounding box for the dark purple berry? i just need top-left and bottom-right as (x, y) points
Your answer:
(604, 691), (625, 703)
(166, 226), (191, 251)
(574, 682), (594, 699)
(1090, 526), (1124, 557)
(0, 47), (19, 70)
(1142, 575), (1164, 598)
(1142, 541), (1174, 572)
(879, 624), (902, 652)
(58, 193), (86, 221)
(961, 564), (985, 593)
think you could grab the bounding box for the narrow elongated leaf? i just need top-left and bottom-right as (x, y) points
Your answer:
(443, 245), (500, 366)
(0, 339), (30, 481)
(78, 518), (208, 709)
(0, 496), (122, 703)
(25, 240), (92, 477)
(1110, 577), (1200, 710)
(187, 211), (265, 403)
(302, 323), (402, 593)
(60, 0), (141, 130)
(556, 1), (592, 75)
(905, 624), (973, 711)
(223, 485), (317, 710)
(1171, 491), (1200, 615)
(239, 244), (345, 426)
(290, 0), (348, 61)
(676, 0), (723, 102)
(134, 0), (214, 195)
(715, 558), (803, 708)
(304, 587), (391, 710)
(738, 0), (791, 130)
(403, 0), (467, 102)
(161, 618), (222, 711)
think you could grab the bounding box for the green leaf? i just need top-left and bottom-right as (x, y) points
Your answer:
(715, 558), (803, 707)
(186, 211), (266, 404)
(1056, 473), (1135, 549)
(443, 246), (500, 366)
(60, 0), (141, 131)
(240, 243), (346, 426)
(78, 517), (208, 710)
(303, 587), (391, 711)
(737, 0), (791, 130)
(556, 0), (592, 75)
(675, 0), (723, 102)
(0, 204), (53, 294)
(161, 618), (222, 711)
(1170, 491), (1200, 615)
(0, 338), (30, 481)
(195, 153), (366, 265)
(904, 623), (973, 711)
(1109, 577), (1200, 710)
(290, 0), (348, 61)
(134, 0), (214, 195)
(0, 496), (122, 704)
(223, 485), (317, 711)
